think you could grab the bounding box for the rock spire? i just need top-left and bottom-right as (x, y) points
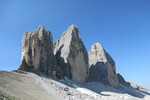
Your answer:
(54, 25), (89, 83)
(88, 42), (119, 87)
(19, 25), (63, 79)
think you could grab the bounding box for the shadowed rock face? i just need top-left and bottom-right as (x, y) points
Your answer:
(88, 43), (119, 87)
(54, 25), (89, 83)
(117, 73), (127, 86)
(19, 26), (63, 79)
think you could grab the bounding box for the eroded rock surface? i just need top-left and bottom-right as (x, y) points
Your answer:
(88, 43), (119, 87)
(54, 25), (89, 83)
(19, 26), (62, 78)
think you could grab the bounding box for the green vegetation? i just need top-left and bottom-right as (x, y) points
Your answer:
(0, 93), (9, 98)
(0, 91), (20, 100)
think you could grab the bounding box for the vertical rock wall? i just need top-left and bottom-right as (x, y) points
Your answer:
(19, 26), (62, 78)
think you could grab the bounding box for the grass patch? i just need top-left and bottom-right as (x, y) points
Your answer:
(0, 91), (20, 100)
(0, 93), (9, 98)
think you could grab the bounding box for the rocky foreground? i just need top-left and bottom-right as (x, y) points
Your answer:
(0, 71), (150, 100)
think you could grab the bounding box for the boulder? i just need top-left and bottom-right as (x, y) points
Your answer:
(19, 25), (63, 79)
(54, 25), (89, 83)
(88, 43), (119, 87)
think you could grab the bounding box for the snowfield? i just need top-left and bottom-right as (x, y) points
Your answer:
(0, 71), (150, 100)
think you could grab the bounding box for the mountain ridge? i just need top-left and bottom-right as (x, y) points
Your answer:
(0, 25), (149, 100)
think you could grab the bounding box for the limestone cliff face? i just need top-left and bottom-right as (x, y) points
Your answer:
(19, 26), (63, 79)
(19, 25), (121, 87)
(88, 43), (119, 87)
(54, 25), (89, 83)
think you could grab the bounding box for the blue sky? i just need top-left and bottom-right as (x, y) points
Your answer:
(0, 0), (150, 89)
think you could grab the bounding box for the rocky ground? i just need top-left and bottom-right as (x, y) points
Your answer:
(0, 70), (150, 100)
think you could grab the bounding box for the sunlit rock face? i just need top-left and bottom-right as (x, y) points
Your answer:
(19, 25), (63, 79)
(54, 25), (89, 83)
(88, 43), (119, 87)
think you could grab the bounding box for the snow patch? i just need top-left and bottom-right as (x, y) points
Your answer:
(72, 83), (98, 99)
(123, 96), (129, 99)
(76, 88), (95, 95)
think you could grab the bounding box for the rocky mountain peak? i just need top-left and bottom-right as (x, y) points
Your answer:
(68, 24), (78, 32)
(38, 25), (45, 31)
(20, 25), (119, 86)
(91, 42), (103, 51)
(1, 25), (148, 100)
(54, 25), (89, 83)
(89, 42), (107, 64)
(62, 25), (79, 40)
(19, 26), (63, 79)
(88, 42), (119, 87)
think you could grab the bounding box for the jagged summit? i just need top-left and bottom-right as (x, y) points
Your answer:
(91, 42), (103, 50)
(91, 42), (105, 54)
(38, 25), (45, 31)
(68, 24), (78, 30)
(63, 25), (79, 36)
(90, 42), (107, 63)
